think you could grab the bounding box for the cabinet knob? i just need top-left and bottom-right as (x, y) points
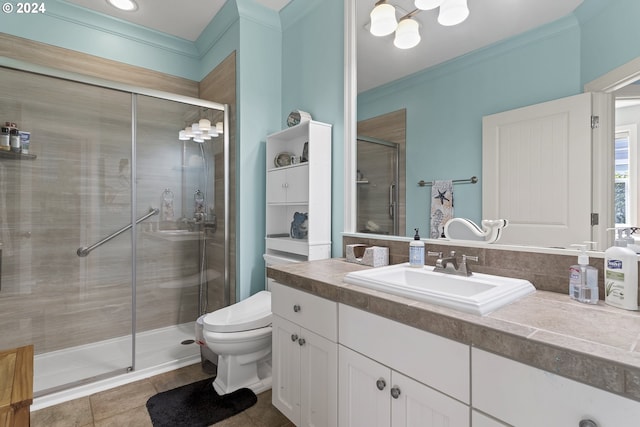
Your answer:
(376, 378), (386, 390)
(298, 338), (306, 346)
(390, 387), (401, 399)
(293, 304), (301, 312)
(291, 334), (298, 342)
(579, 420), (598, 427)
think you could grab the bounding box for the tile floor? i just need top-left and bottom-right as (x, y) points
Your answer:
(31, 364), (294, 427)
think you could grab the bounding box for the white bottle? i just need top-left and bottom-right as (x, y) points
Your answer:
(409, 228), (425, 268)
(604, 229), (639, 311)
(569, 244), (598, 304)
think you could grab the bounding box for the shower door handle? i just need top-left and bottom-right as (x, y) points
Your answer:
(389, 183), (396, 219)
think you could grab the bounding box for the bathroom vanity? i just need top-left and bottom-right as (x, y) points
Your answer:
(268, 258), (640, 426)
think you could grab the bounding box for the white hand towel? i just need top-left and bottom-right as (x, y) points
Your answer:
(430, 180), (453, 239)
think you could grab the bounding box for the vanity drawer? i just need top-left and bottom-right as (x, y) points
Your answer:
(271, 281), (337, 341)
(339, 304), (470, 404)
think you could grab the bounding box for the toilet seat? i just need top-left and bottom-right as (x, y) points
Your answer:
(203, 290), (271, 333)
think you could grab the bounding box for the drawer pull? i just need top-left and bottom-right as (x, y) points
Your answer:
(291, 334), (298, 342)
(376, 379), (386, 390)
(390, 387), (401, 399)
(298, 338), (306, 346)
(293, 304), (301, 312)
(579, 420), (598, 427)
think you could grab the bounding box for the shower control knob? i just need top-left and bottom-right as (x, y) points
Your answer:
(390, 387), (401, 399)
(376, 379), (386, 390)
(298, 338), (306, 346)
(291, 334), (298, 342)
(293, 304), (301, 312)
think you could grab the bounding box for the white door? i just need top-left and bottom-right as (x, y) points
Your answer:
(338, 345), (391, 427)
(299, 328), (338, 427)
(272, 315), (301, 423)
(483, 92), (592, 248)
(391, 371), (469, 427)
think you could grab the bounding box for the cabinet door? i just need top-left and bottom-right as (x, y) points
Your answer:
(272, 315), (301, 423)
(391, 371), (469, 427)
(267, 168), (288, 204)
(286, 164), (309, 204)
(300, 328), (338, 427)
(339, 345), (391, 427)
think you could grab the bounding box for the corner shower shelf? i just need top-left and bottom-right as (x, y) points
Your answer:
(0, 150), (36, 160)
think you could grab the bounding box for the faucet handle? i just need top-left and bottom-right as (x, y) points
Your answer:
(462, 255), (478, 263)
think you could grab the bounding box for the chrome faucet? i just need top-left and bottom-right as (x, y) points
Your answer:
(429, 250), (479, 277)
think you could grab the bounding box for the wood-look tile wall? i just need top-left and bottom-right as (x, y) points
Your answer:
(0, 36), (236, 354)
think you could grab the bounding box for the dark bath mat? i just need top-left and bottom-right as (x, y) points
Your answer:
(146, 377), (257, 427)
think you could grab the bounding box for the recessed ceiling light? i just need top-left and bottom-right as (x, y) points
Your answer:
(106, 0), (138, 12)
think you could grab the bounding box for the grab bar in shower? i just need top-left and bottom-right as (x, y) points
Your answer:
(76, 207), (159, 257)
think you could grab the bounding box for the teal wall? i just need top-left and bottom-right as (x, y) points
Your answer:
(357, 0), (640, 238)
(280, 0), (345, 257)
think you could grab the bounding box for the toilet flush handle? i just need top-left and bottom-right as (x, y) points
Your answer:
(293, 304), (301, 312)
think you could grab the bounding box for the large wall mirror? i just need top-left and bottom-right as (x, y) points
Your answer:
(344, 0), (640, 251)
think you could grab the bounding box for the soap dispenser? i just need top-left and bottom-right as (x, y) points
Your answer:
(409, 228), (425, 268)
(604, 228), (639, 310)
(569, 244), (598, 304)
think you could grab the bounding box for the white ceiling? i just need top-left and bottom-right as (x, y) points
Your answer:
(357, 0), (584, 92)
(65, 0), (583, 93)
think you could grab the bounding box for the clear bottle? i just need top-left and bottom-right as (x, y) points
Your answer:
(409, 228), (425, 267)
(569, 244), (599, 304)
(0, 126), (10, 151)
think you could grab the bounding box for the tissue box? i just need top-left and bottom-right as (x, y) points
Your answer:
(345, 244), (389, 267)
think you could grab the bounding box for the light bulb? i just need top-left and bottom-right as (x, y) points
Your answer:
(414, 0), (443, 10)
(370, 3), (397, 37)
(394, 18), (421, 49)
(106, 0), (138, 12)
(438, 0), (469, 26)
(198, 118), (211, 132)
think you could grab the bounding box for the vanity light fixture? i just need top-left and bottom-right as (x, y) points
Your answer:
(178, 118), (223, 143)
(106, 0), (138, 12)
(370, 0), (469, 49)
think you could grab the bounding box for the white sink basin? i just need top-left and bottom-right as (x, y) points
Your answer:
(343, 263), (535, 316)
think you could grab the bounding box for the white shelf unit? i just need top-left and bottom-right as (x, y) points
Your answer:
(265, 120), (332, 260)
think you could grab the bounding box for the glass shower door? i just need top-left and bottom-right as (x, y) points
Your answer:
(356, 136), (400, 235)
(0, 67), (135, 395)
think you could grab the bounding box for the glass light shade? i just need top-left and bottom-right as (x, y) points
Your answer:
(193, 136), (205, 143)
(215, 122), (224, 134)
(414, 0), (443, 10)
(438, 0), (469, 26)
(370, 3), (397, 37)
(191, 123), (202, 135)
(106, 0), (138, 12)
(179, 130), (189, 140)
(394, 18), (421, 49)
(184, 126), (195, 138)
(208, 129), (219, 138)
(201, 132), (212, 140)
(198, 118), (211, 132)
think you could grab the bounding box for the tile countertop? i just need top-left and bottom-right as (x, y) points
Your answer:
(266, 258), (640, 403)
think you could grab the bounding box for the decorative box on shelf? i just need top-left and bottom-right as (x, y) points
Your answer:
(345, 244), (389, 267)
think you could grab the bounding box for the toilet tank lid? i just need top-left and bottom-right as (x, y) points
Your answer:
(203, 290), (272, 333)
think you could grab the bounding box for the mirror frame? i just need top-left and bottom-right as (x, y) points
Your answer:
(343, 0), (640, 252)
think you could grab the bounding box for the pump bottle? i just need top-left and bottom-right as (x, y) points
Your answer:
(409, 228), (425, 268)
(604, 228), (639, 311)
(569, 244), (598, 304)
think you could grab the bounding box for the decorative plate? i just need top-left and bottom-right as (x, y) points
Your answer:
(274, 152), (294, 167)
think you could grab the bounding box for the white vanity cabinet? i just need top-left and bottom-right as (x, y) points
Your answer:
(472, 348), (640, 426)
(265, 120), (331, 260)
(338, 304), (470, 427)
(271, 282), (338, 427)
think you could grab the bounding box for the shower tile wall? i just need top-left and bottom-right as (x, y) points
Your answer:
(0, 67), (221, 356)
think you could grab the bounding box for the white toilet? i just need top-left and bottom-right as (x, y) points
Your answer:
(199, 290), (273, 395)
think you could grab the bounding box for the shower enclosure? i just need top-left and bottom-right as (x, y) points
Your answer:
(356, 136), (400, 235)
(0, 60), (229, 398)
